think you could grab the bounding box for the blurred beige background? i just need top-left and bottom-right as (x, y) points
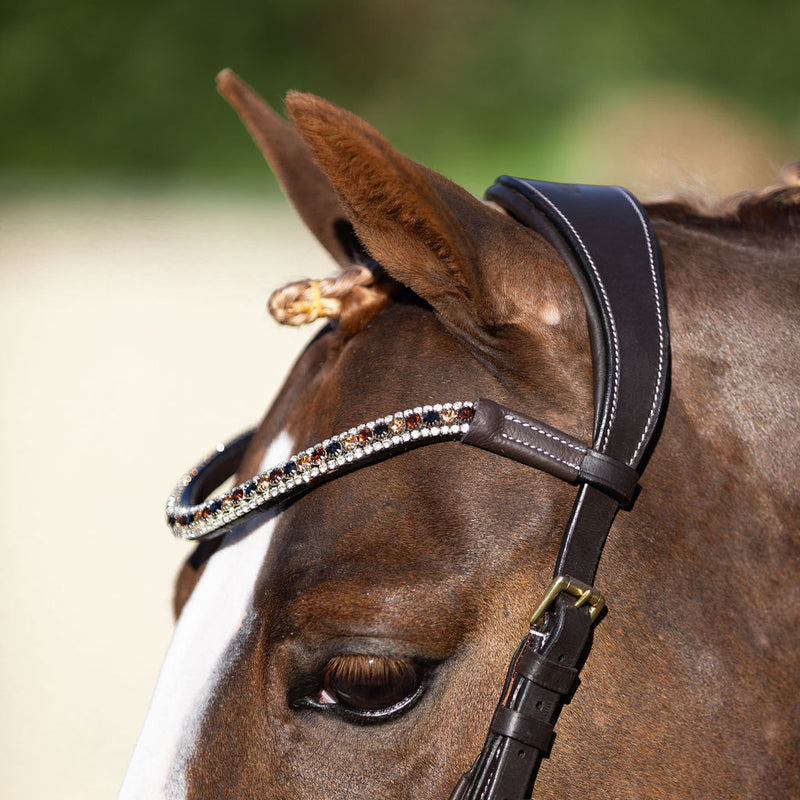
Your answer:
(0, 194), (331, 799)
(0, 85), (795, 799)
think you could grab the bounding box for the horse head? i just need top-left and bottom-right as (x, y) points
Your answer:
(120, 71), (800, 799)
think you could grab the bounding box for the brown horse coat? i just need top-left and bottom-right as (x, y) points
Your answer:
(122, 72), (800, 800)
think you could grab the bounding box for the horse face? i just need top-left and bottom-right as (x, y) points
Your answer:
(176, 308), (582, 798)
(120, 74), (595, 799)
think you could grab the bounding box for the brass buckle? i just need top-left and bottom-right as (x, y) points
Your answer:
(529, 574), (606, 628)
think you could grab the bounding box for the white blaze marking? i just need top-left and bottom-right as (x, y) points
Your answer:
(118, 431), (294, 799)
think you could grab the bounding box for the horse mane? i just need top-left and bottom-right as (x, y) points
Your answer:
(646, 161), (800, 231)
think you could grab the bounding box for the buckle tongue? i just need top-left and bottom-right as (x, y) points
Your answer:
(529, 574), (605, 628)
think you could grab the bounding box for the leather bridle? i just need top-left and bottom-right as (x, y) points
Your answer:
(449, 178), (670, 799)
(166, 178), (671, 799)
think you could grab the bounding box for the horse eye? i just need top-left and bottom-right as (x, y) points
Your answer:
(320, 654), (420, 714)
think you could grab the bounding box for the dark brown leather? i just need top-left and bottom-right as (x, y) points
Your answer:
(450, 179), (671, 800)
(452, 601), (594, 800)
(514, 647), (579, 695)
(462, 398), (639, 506)
(490, 706), (555, 752)
(487, 178), (671, 477)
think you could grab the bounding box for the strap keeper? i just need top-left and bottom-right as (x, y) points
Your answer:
(490, 706), (555, 753)
(515, 649), (580, 696)
(578, 449), (639, 506)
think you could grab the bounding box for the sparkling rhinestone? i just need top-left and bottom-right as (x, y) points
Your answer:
(341, 434), (358, 451)
(405, 412), (422, 429)
(440, 408), (457, 424)
(389, 418), (405, 435)
(357, 427), (374, 444)
(283, 461), (298, 476)
(257, 474), (271, 492)
(231, 486), (244, 502)
(423, 409), (440, 425)
(326, 441), (342, 457)
(457, 406), (475, 422)
(243, 480), (257, 496)
(221, 495), (232, 509)
(296, 454), (312, 471)
(373, 422), (389, 437)
(311, 447), (326, 464)
(269, 467), (284, 485)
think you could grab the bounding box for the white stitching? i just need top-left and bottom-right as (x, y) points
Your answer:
(525, 185), (621, 452)
(613, 188), (667, 466)
(503, 413), (587, 454)
(500, 432), (582, 471)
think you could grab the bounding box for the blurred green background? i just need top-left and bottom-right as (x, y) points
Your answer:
(4, 0), (799, 196)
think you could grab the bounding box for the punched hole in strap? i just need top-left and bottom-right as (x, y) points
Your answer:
(515, 649), (580, 696)
(490, 706), (555, 754)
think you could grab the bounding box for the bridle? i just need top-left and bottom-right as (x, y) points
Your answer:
(166, 178), (670, 799)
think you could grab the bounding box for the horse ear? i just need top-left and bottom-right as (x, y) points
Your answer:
(286, 92), (520, 327)
(284, 91), (550, 333)
(216, 70), (367, 268)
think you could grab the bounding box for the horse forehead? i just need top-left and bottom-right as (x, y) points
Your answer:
(260, 573), (472, 654)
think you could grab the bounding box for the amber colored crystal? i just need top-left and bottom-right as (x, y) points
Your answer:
(341, 434), (358, 451)
(404, 412), (422, 429)
(457, 406), (474, 422)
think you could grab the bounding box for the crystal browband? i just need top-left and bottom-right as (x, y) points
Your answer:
(167, 402), (476, 541)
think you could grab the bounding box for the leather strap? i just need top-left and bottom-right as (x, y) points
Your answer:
(463, 398), (639, 506)
(449, 179), (670, 800)
(489, 179), (670, 461)
(451, 601), (593, 800)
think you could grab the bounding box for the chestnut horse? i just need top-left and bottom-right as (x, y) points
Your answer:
(119, 71), (800, 799)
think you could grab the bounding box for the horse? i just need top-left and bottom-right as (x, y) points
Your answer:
(119, 69), (800, 799)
